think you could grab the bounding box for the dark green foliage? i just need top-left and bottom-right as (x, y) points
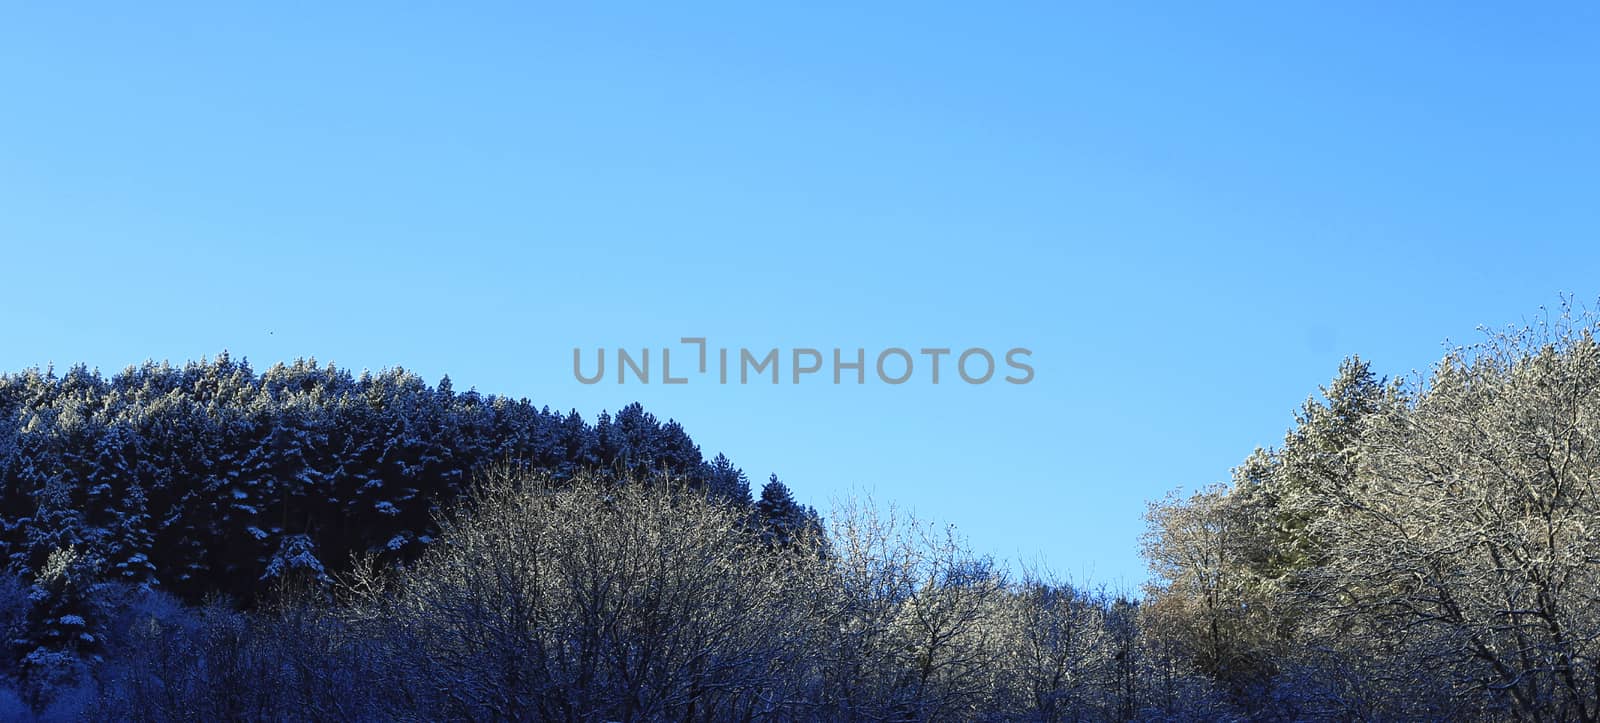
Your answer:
(706, 453), (751, 504)
(756, 474), (820, 547)
(0, 355), (755, 606)
(12, 546), (104, 709)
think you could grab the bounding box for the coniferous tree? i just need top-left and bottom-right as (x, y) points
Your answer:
(0, 355), (765, 607)
(756, 475), (817, 547)
(706, 453), (751, 504)
(15, 546), (103, 706)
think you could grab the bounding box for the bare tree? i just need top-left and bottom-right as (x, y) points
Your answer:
(346, 467), (829, 722)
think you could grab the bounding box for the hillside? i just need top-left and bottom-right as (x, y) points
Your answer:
(4, 313), (1600, 720)
(0, 354), (787, 604)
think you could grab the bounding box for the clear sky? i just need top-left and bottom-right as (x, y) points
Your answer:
(3, 3), (1597, 588)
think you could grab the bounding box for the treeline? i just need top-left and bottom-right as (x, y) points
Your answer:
(1141, 309), (1600, 720)
(9, 307), (1600, 720)
(0, 354), (796, 607)
(2, 470), (1200, 721)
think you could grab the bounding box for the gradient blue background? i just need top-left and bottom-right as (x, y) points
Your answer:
(3, 3), (1597, 588)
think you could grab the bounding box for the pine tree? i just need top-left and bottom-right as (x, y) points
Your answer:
(558, 409), (598, 478)
(706, 453), (751, 504)
(260, 533), (330, 591)
(15, 546), (105, 706)
(1259, 355), (1388, 575)
(0, 411), (20, 568)
(756, 475), (814, 546)
(0, 356), (766, 605)
(108, 482), (157, 589)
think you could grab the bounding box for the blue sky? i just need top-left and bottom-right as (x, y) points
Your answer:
(3, 3), (1597, 587)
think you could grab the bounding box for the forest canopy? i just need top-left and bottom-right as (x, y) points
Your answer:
(5, 307), (1600, 719)
(1141, 307), (1600, 720)
(0, 354), (781, 605)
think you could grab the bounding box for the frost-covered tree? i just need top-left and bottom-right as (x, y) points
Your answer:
(755, 474), (818, 548)
(705, 452), (751, 504)
(14, 547), (104, 709)
(346, 468), (825, 721)
(260, 533), (330, 592)
(1300, 313), (1600, 720)
(0, 354), (764, 606)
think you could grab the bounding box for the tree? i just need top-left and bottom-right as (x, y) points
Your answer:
(704, 453), (751, 504)
(346, 468), (825, 721)
(0, 355), (759, 607)
(1141, 484), (1278, 704)
(1300, 313), (1600, 720)
(15, 547), (104, 708)
(756, 474), (817, 547)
